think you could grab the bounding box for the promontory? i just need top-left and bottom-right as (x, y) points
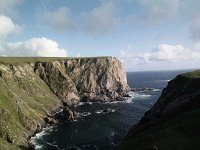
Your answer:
(0, 57), (130, 149)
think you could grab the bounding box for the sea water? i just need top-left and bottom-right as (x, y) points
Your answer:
(31, 69), (193, 150)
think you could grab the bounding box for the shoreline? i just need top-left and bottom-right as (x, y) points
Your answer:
(27, 105), (64, 150)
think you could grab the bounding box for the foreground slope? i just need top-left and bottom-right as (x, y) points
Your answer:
(0, 57), (129, 149)
(119, 70), (200, 150)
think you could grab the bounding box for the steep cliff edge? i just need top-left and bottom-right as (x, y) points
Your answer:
(120, 70), (200, 150)
(34, 57), (130, 105)
(0, 57), (129, 149)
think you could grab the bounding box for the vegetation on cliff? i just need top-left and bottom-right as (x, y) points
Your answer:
(0, 57), (129, 149)
(120, 70), (200, 150)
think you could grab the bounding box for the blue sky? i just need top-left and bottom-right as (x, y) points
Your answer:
(0, 0), (200, 71)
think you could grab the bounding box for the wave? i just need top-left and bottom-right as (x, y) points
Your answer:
(31, 126), (54, 150)
(78, 102), (93, 106)
(152, 88), (161, 92)
(154, 79), (170, 82)
(134, 93), (151, 98)
(77, 112), (91, 117)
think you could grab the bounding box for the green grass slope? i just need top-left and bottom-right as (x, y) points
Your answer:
(0, 62), (62, 149)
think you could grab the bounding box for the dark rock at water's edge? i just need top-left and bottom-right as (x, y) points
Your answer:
(103, 108), (115, 113)
(0, 57), (130, 150)
(120, 70), (200, 150)
(131, 87), (154, 92)
(62, 107), (77, 122)
(43, 117), (59, 125)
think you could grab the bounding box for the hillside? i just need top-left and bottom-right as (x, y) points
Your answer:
(119, 70), (200, 150)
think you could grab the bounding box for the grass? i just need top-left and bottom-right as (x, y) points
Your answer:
(0, 62), (62, 149)
(182, 70), (200, 78)
(0, 56), (111, 65)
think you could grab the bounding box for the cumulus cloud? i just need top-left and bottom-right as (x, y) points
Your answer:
(149, 44), (200, 62)
(38, 6), (75, 31)
(0, 37), (67, 57)
(0, 15), (21, 38)
(120, 44), (200, 71)
(137, 0), (179, 26)
(81, 1), (118, 34)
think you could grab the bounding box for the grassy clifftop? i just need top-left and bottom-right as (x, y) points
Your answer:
(0, 56), (110, 65)
(182, 70), (200, 78)
(120, 70), (200, 150)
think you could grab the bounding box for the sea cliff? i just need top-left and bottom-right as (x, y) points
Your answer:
(120, 70), (200, 150)
(0, 57), (129, 149)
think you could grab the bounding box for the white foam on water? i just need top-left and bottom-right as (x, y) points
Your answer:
(154, 79), (170, 82)
(78, 112), (91, 117)
(78, 102), (92, 106)
(95, 110), (103, 114)
(152, 88), (161, 92)
(31, 125), (53, 150)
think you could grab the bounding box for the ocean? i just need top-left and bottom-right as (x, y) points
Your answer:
(31, 69), (192, 150)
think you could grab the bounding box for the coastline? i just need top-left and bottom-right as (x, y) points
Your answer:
(28, 105), (63, 150)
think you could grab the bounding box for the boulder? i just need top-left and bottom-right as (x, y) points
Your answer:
(103, 108), (115, 113)
(43, 117), (58, 125)
(63, 107), (76, 122)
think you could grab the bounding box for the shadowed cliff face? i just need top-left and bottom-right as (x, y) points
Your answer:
(120, 71), (200, 150)
(126, 74), (200, 137)
(34, 57), (130, 105)
(0, 57), (129, 149)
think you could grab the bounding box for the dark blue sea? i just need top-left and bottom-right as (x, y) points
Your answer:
(31, 70), (193, 150)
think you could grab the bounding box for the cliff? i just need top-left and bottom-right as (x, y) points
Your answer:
(120, 70), (200, 150)
(0, 57), (129, 149)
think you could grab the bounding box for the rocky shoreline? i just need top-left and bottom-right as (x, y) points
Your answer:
(0, 57), (130, 149)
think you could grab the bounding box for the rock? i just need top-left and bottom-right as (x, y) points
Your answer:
(0, 57), (129, 149)
(34, 57), (130, 105)
(63, 107), (76, 122)
(123, 94), (131, 97)
(131, 87), (154, 92)
(43, 117), (58, 125)
(126, 74), (200, 138)
(103, 108), (115, 113)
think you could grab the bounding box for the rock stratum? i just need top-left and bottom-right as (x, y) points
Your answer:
(0, 57), (130, 150)
(120, 70), (200, 150)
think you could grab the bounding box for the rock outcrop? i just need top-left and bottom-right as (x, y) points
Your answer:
(126, 74), (200, 137)
(34, 57), (130, 105)
(120, 70), (200, 150)
(0, 57), (129, 149)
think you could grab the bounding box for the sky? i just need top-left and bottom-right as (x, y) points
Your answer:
(0, 0), (200, 71)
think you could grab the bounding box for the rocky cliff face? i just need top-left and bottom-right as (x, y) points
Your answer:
(126, 74), (200, 137)
(34, 57), (130, 105)
(120, 71), (200, 150)
(0, 57), (129, 149)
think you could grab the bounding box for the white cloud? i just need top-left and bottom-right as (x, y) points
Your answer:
(137, 0), (179, 26)
(179, 0), (200, 41)
(149, 44), (200, 62)
(0, 0), (22, 15)
(0, 15), (20, 38)
(82, 1), (118, 34)
(38, 6), (75, 31)
(0, 37), (67, 57)
(120, 44), (200, 71)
